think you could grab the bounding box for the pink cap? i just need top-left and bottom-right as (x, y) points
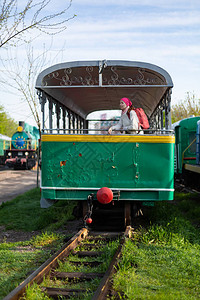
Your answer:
(121, 97), (132, 107)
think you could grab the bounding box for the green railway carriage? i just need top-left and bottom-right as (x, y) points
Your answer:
(36, 60), (175, 225)
(173, 116), (200, 184)
(0, 134), (11, 156)
(0, 134), (11, 164)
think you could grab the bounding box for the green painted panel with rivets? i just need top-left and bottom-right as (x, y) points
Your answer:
(41, 140), (174, 201)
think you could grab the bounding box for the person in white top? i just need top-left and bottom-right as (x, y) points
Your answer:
(108, 97), (140, 134)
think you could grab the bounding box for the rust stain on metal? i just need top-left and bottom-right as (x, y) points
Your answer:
(79, 153), (82, 157)
(60, 161), (67, 167)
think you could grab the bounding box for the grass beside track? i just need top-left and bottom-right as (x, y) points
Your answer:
(0, 190), (200, 299)
(0, 232), (65, 298)
(112, 192), (200, 299)
(0, 188), (77, 299)
(0, 188), (77, 231)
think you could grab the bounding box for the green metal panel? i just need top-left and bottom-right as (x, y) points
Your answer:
(0, 140), (3, 156)
(41, 139), (174, 202)
(0, 135), (11, 155)
(174, 126), (182, 174)
(175, 117), (200, 174)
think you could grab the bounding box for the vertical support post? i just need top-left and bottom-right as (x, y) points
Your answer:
(76, 115), (79, 134)
(38, 90), (46, 131)
(79, 118), (83, 134)
(155, 112), (158, 130)
(56, 103), (61, 133)
(68, 110), (71, 134)
(99, 61), (103, 86)
(63, 108), (66, 133)
(81, 119), (84, 134)
(161, 108), (164, 131)
(160, 108), (162, 130)
(167, 89), (172, 130)
(72, 113), (75, 134)
(49, 99), (53, 133)
(164, 94), (169, 130)
(99, 59), (107, 87)
(85, 120), (89, 134)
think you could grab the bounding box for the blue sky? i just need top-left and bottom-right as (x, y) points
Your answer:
(1, 0), (200, 126)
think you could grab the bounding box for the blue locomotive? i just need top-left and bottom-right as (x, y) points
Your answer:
(173, 116), (200, 187)
(4, 121), (40, 170)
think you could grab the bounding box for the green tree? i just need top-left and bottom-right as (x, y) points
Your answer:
(171, 92), (200, 123)
(0, 105), (18, 136)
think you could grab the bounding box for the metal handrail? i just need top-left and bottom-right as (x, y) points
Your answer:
(41, 128), (174, 135)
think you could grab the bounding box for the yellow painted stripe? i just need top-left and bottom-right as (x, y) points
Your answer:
(41, 134), (175, 143)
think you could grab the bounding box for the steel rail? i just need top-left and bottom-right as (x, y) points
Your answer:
(3, 228), (88, 300)
(92, 226), (132, 300)
(3, 227), (132, 300)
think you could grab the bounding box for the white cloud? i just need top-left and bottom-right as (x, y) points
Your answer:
(74, 0), (200, 9)
(68, 11), (200, 32)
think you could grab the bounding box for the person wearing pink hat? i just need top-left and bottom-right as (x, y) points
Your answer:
(108, 97), (141, 134)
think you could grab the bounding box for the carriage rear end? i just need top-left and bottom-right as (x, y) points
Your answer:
(36, 60), (174, 227)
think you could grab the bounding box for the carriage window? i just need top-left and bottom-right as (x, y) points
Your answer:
(188, 132), (196, 153)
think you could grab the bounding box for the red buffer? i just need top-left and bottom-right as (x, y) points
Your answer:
(97, 187), (113, 204)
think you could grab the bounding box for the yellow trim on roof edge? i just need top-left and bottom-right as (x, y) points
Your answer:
(41, 134), (175, 143)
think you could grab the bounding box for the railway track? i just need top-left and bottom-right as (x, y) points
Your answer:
(4, 226), (132, 300)
(175, 180), (200, 194)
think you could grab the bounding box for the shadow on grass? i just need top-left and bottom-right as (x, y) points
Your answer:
(0, 188), (77, 232)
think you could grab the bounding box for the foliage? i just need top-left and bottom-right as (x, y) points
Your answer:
(0, 186), (76, 299)
(0, 232), (65, 299)
(22, 283), (50, 300)
(0, 105), (18, 136)
(112, 192), (200, 299)
(171, 92), (200, 123)
(0, 0), (75, 48)
(0, 188), (77, 231)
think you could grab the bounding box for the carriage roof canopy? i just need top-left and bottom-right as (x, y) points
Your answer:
(36, 60), (173, 119)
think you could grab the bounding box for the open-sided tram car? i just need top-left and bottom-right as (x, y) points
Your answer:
(36, 60), (175, 226)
